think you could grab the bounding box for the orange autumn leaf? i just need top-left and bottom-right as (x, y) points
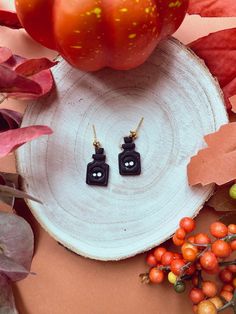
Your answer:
(188, 123), (236, 186)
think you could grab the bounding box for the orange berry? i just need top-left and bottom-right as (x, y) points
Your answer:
(200, 252), (218, 270)
(197, 300), (217, 314)
(219, 269), (233, 283)
(228, 224), (236, 234)
(222, 284), (234, 292)
(149, 267), (164, 284)
(181, 242), (198, 255)
(211, 240), (232, 258)
(202, 281), (217, 298)
(220, 290), (233, 302)
(204, 264), (220, 275)
(230, 239), (236, 251)
(180, 217), (195, 233)
(208, 297), (223, 309)
(189, 288), (205, 304)
(232, 278), (236, 288)
(188, 236), (195, 244)
(153, 247), (167, 262)
(210, 222), (228, 238)
(175, 228), (186, 240)
(146, 252), (157, 267)
(182, 248), (197, 262)
(195, 233), (211, 246)
(172, 234), (184, 246)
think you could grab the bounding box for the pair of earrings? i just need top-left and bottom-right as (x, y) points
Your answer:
(86, 118), (144, 186)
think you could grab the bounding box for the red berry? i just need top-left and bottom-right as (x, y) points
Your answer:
(189, 288), (205, 304)
(153, 247), (167, 262)
(194, 233), (211, 245)
(187, 236), (195, 244)
(173, 253), (182, 260)
(200, 252), (218, 270)
(211, 240), (232, 258)
(170, 259), (185, 276)
(149, 267), (165, 283)
(219, 269), (233, 283)
(228, 224), (236, 234)
(210, 222), (228, 238)
(180, 217), (195, 233)
(222, 284), (234, 292)
(220, 290), (233, 302)
(172, 234), (184, 246)
(192, 276), (199, 287)
(146, 252), (157, 267)
(161, 251), (174, 266)
(230, 240), (236, 251)
(202, 281), (218, 298)
(175, 228), (186, 240)
(204, 264), (220, 275)
(182, 248), (197, 262)
(227, 265), (236, 273)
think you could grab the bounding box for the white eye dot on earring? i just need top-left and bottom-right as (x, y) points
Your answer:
(129, 161), (134, 166)
(97, 172), (102, 177)
(92, 173), (97, 177)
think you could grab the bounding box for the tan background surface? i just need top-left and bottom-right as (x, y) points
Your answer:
(1, 2), (236, 313)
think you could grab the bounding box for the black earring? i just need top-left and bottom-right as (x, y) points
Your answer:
(86, 126), (109, 186)
(118, 118), (144, 176)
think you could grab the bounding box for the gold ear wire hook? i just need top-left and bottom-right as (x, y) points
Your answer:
(130, 117), (144, 139)
(92, 125), (101, 148)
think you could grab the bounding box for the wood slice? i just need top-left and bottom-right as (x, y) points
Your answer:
(16, 38), (228, 261)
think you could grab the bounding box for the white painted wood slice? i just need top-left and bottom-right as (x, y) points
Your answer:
(16, 38), (228, 261)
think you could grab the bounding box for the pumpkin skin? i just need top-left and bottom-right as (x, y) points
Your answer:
(15, 0), (189, 71)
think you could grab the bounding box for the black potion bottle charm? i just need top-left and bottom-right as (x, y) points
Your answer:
(118, 118), (144, 176)
(119, 137), (141, 175)
(86, 126), (109, 186)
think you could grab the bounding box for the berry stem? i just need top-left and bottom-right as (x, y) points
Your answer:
(217, 301), (233, 312)
(0, 94), (7, 104)
(219, 259), (236, 267)
(139, 272), (150, 284)
(222, 235), (236, 242)
(196, 270), (203, 289)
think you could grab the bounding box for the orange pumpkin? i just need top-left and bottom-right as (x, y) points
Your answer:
(15, 0), (189, 71)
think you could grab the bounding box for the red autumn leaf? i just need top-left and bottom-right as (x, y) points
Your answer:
(188, 0), (236, 17)
(0, 64), (42, 95)
(188, 122), (236, 186)
(0, 109), (22, 131)
(0, 9), (22, 29)
(1, 53), (56, 98)
(0, 47), (12, 64)
(16, 58), (58, 77)
(2, 54), (25, 70)
(0, 125), (53, 158)
(207, 185), (236, 212)
(189, 28), (236, 110)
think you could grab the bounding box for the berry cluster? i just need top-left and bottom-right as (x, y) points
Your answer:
(140, 217), (236, 314)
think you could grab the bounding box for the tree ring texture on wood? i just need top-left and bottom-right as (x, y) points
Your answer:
(16, 38), (228, 261)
